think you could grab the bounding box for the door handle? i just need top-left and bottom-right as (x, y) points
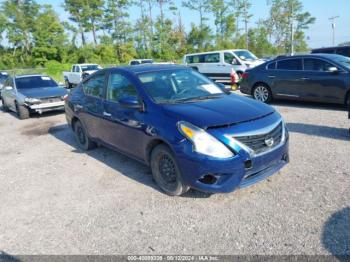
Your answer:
(268, 75), (276, 78)
(103, 111), (111, 117)
(301, 77), (309, 80)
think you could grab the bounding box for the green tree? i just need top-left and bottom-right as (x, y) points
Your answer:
(32, 5), (67, 65)
(209, 0), (236, 48)
(265, 0), (315, 53)
(182, 0), (212, 50)
(63, 0), (88, 46)
(2, 0), (40, 63)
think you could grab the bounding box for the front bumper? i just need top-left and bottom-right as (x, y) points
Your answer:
(174, 139), (289, 193)
(27, 101), (65, 113)
(172, 113), (289, 193)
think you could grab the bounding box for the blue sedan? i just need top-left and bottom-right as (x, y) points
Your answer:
(65, 65), (289, 196)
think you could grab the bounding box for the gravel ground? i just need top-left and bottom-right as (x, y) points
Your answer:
(0, 96), (349, 256)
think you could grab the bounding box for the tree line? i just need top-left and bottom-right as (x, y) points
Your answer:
(0, 0), (316, 71)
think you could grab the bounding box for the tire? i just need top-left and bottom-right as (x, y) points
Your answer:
(252, 83), (273, 103)
(74, 120), (96, 150)
(65, 79), (72, 89)
(150, 144), (190, 196)
(2, 98), (9, 112)
(15, 102), (30, 119)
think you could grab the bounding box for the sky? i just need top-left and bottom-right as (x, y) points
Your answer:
(36, 0), (350, 49)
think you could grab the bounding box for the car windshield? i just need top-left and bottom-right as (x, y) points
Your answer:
(138, 69), (224, 104)
(15, 76), (58, 89)
(0, 75), (8, 83)
(81, 65), (100, 71)
(233, 50), (258, 61)
(333, 56), (350, 70)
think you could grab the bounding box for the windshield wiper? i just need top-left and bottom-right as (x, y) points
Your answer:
(174, 94), (223, 103)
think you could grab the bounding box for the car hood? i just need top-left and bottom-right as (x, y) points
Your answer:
(19, 87), (68, 98)
(162, 94), (275, 129)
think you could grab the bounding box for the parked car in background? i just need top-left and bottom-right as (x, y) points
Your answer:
(129, 59), (154, 65)
(183, 49), (264, 83)
(240, 54), (350, 106)
(0, 71), (9, 97)
(312, 45), (350, 58)
(65, 65), (289, 196)
(63, 64), (102, 88)
(1, 75), (68, 119)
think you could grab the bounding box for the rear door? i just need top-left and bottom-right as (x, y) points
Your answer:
(78, 73), (106, 139)
(301, 58), (347, 103)
(100, 71), (145, 159)
(272, 58), (304, 99)
(198, 53), (223, 79)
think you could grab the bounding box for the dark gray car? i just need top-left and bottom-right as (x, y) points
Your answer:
(1, 74), (68, 119)
(240, 54), (350, 106)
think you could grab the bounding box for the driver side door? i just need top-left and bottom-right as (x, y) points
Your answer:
(100, 71), (145, 160)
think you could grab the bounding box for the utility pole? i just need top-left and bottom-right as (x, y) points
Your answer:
(329, 16), (339, 46)
(290, 2), (294, 55)
(243, 0), (249, 49)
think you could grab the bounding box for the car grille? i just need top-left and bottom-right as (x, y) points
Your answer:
(40, 97), (62, 103)
(234, 122), (283, 154)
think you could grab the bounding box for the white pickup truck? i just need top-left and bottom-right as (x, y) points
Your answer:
(63, 64), (102, 88)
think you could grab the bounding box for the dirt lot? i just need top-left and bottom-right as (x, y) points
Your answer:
(0, 97), (349, 256)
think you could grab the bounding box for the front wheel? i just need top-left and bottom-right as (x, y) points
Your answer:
(65, 79), (72, 89)
(253, 84), (273, 103)
(151, 145), (190, 196)
(2, 98), (9, 112)
(16, 102), (30, 119)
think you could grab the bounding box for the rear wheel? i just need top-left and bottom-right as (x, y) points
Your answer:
(15, 102), (30, 119)
(151, 144), (189, 196)
(74, 120), (96, 150)
(252, 83), (273, 103)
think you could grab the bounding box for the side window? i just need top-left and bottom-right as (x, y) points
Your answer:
(224, 53), (235, 64)
(277, 59), (302, 70)
(107, 73), (138, 102)
(204, 53), (220, 63)
(130, 61), (140, 65)
(83, 74), (105, 97)
(304, 58), (334, 72)
(267, 62), (276, 70)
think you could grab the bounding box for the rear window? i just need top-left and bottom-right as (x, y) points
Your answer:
(277, 59), (302, 70)
(15, 76), (58, 89)
(336, 47), (350, 58)
(312, 48), (335, 54)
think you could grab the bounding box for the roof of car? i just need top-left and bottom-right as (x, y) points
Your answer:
(108, 64), (189, 74)
(184, 49), (249, 56)
(273, 53), (347, 60)
(312, 45), (350, 51)
(14, 74), (50, 79)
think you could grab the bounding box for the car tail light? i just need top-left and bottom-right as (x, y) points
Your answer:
(241, 72), (249, 79)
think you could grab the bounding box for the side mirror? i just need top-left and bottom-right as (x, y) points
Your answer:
(216, 83), (231, 94)
(119, 96), (143, 110)
(327, 67), (340, 73)
(4, 86), (13, 91)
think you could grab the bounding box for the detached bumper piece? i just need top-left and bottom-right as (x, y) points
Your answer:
(28, 101), (65, 114)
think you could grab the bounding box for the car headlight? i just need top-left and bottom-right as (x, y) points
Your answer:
(24, 97), (41, 104)
(178, 121), (234, 159)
